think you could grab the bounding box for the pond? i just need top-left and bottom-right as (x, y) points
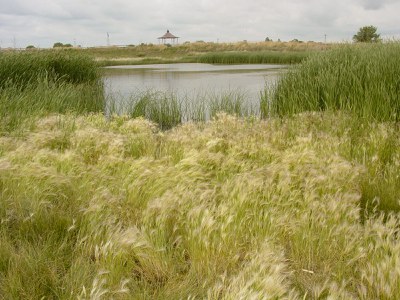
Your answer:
(102, 63), (286, 120)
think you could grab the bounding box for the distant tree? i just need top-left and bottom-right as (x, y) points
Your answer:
(353, 26), (381, 43)
(26, 45), (35, 49)
(53, 42), (64, 48)
(265, 37), (272, 42)
(52, 42), (73, 48)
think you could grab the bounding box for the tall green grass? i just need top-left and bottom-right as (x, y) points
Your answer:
(0, 50), (99, 86)
(197, 51), (311, 64)
(265, 42), (400, 121)
(0, 51), (103, 133)
(127, 91), (182, 130)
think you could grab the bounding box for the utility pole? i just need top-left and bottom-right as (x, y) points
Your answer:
(107, 32), (110, 46)
(13, 36), (16, 49)
(324, 34), (327, 43)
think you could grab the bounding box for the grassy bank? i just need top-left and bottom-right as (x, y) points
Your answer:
(86, 41), (325, 66)
(1, 112), (399, 298)
(0, 51), (103, 133)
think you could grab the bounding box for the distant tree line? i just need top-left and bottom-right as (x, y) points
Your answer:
(53, 42), (73, 48)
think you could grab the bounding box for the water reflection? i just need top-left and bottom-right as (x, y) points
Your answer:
(102, 63), (285, 119)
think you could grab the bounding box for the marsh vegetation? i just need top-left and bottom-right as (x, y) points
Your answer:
(103, 63), (284, 127)
(1, 43), (400, 298)
(83, 41), (325, 66)
(0, 51), (103, 133)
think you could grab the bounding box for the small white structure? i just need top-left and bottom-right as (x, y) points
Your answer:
(158, 30), (179, 45)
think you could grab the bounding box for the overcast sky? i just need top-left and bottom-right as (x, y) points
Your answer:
(1, 0), (399, 48)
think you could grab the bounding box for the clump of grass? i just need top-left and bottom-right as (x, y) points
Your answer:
(208, 90), (248, 118)
(1, 112), (399, 298)
(266, 42), (400, 122)
(110, 91), (182, 130)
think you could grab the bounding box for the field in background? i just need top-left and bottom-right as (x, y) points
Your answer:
(1, 42), (400, 298)
(1, 40), (328, 65)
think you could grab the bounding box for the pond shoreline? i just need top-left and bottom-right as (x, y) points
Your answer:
(102, 63), (286, 122)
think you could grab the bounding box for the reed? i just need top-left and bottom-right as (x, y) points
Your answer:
(107, 91), (182, 130)
(0, 51), (103, 133)
(265, 42), (400, 122)
(0, 81), (103, 134)
(106, 89), (259, 129)
(0, 50), (99, 87)
(208, 90), (249, 118)
(197, 50), (310, 64)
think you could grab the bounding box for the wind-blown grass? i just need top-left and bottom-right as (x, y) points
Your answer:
(264, 42), (400, 121)
(1, 112), (399, 298)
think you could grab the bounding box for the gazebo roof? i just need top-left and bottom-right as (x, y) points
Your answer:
(158, 30), (179, 39)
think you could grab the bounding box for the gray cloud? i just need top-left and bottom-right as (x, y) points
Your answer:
(0, 0), (399, 48)
(360, 0), (399, 10)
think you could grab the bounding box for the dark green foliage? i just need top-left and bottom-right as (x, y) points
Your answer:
(353, 26), (381, 43)
(53, 42), (73, 48)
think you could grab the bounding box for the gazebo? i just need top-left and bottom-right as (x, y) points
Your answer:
(158, 30), (179, 45)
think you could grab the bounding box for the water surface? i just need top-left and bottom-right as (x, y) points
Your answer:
(103, 63), (285, 117)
